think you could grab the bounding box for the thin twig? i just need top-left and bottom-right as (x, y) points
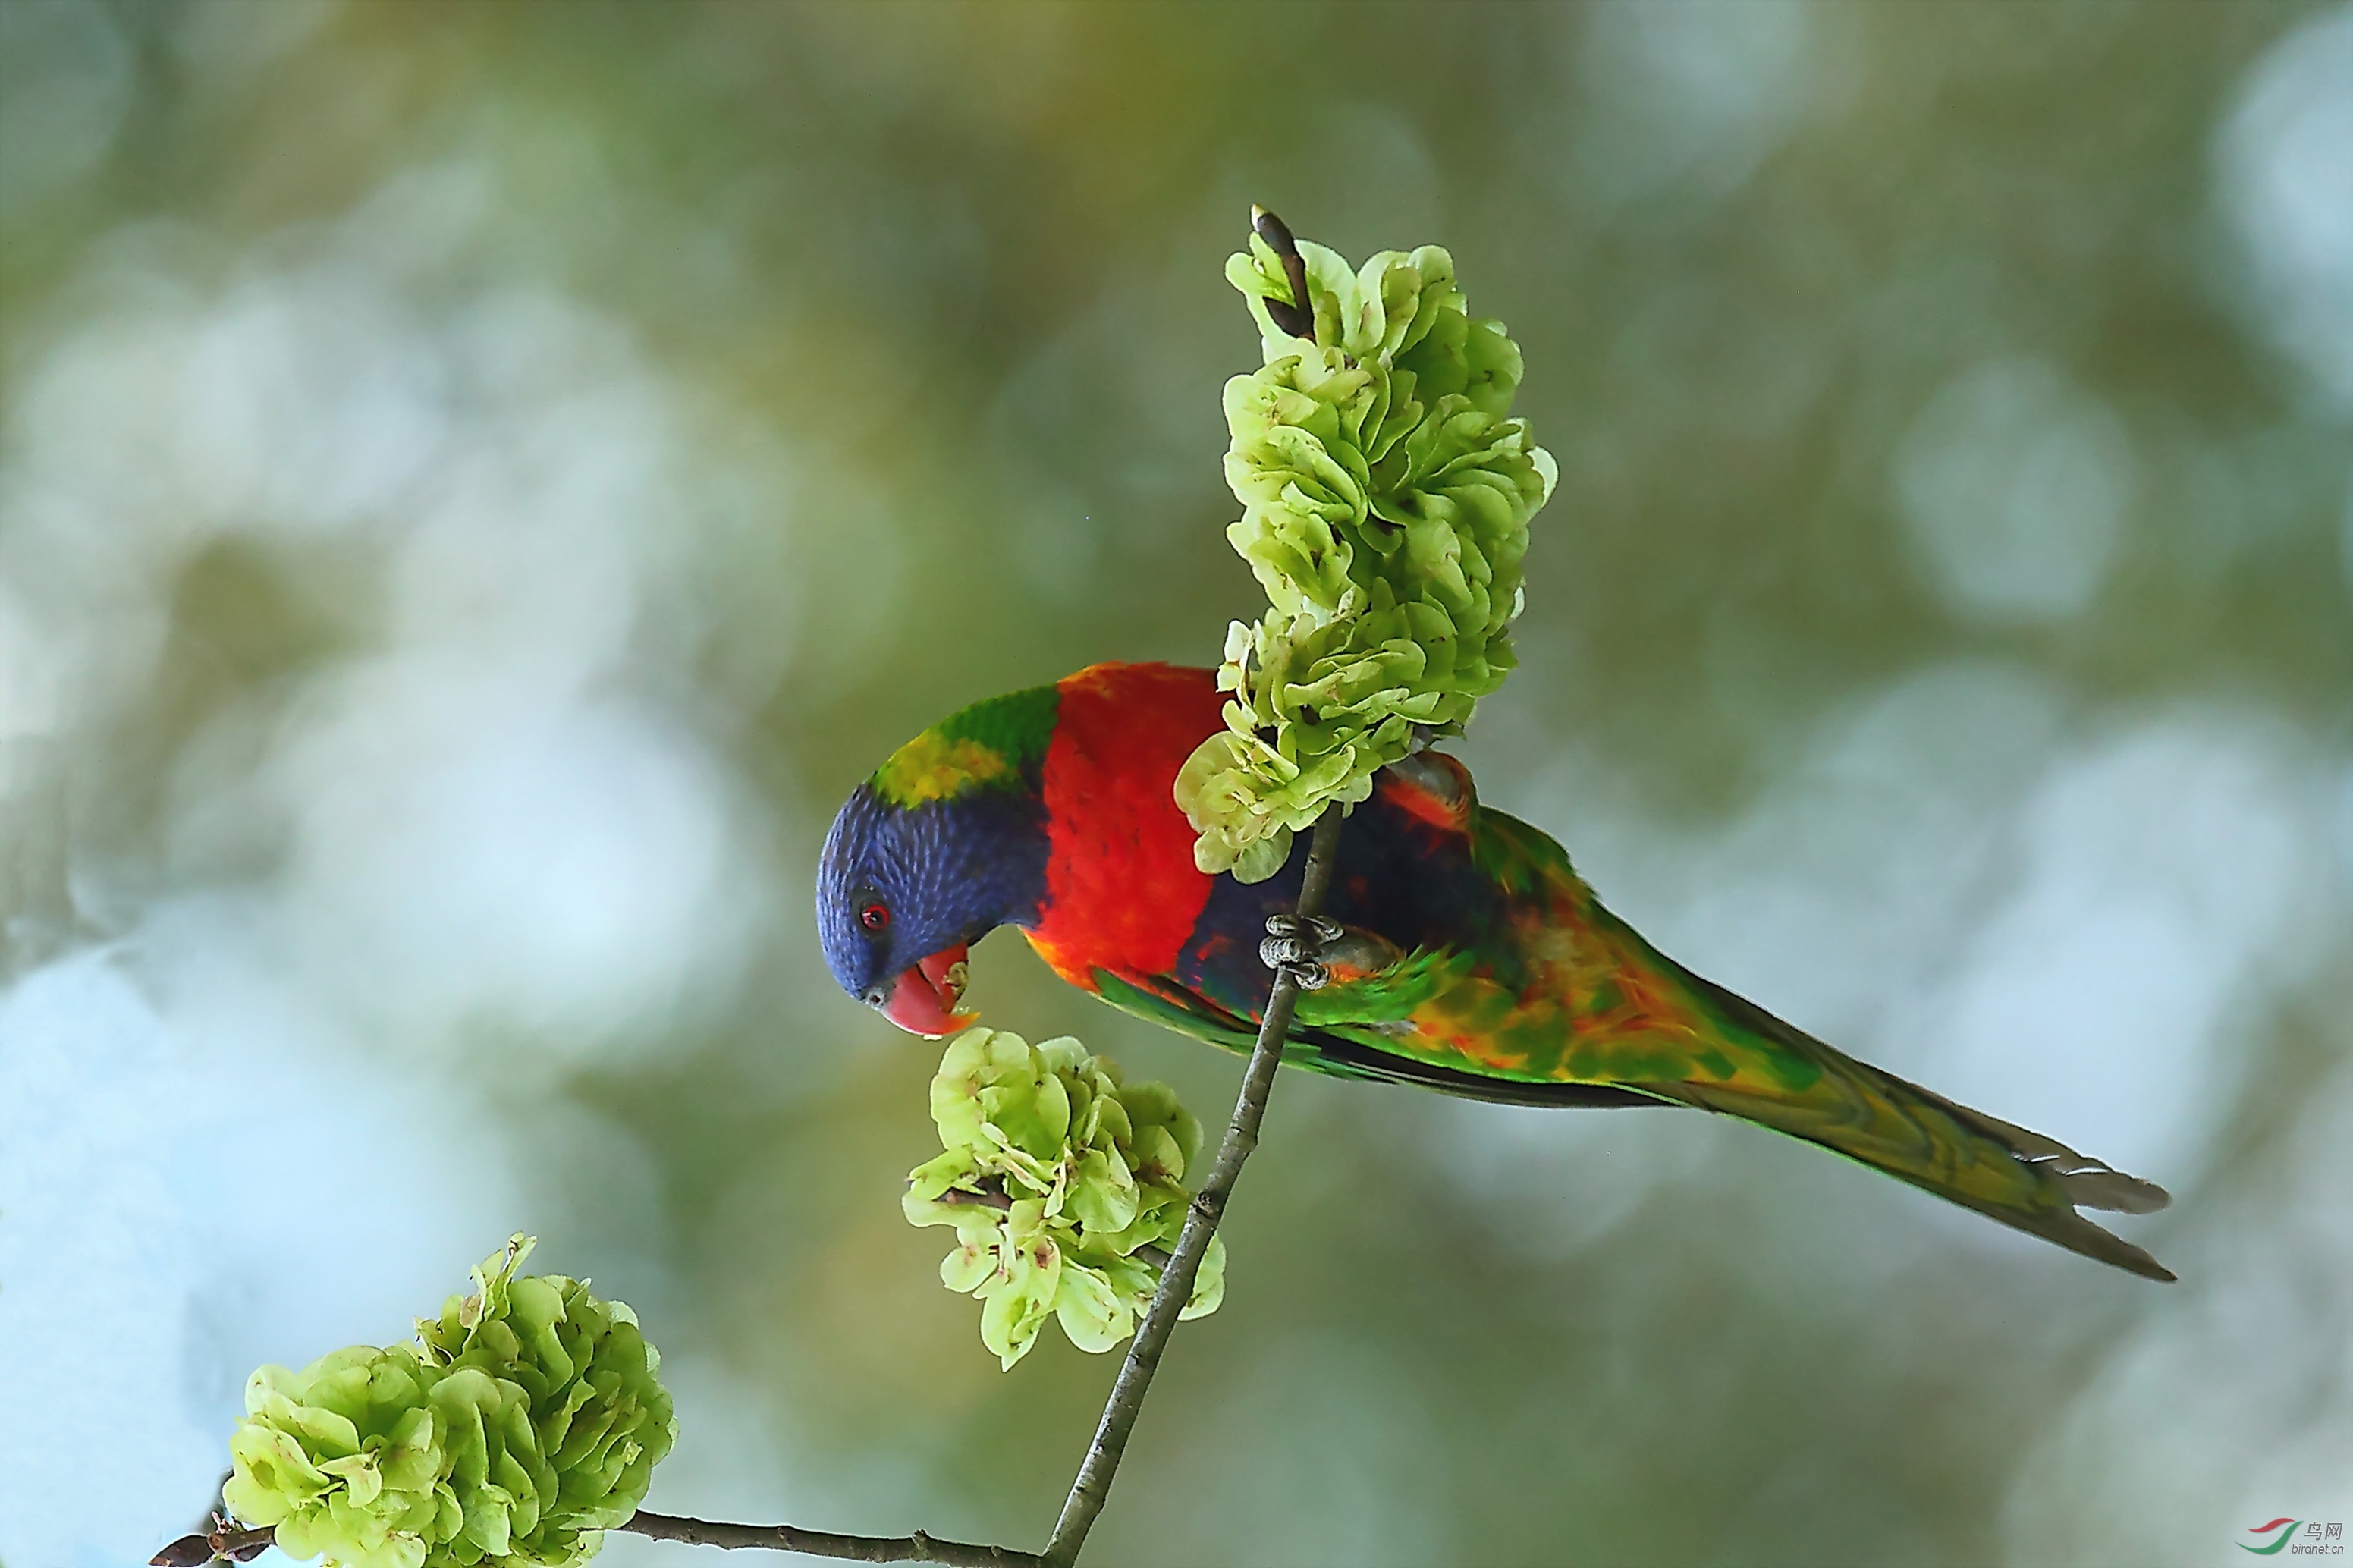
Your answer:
(149, 1519), (271, 1565)
(1042, 809), (1345, 1566)
(620, 1512), (1041, 1566)
(153, 1513), (1042, 1566)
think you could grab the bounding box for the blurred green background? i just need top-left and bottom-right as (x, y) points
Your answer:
(2, 2), (2349, 1565)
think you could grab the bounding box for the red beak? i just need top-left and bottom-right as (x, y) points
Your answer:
(879, 944), (974, 1037)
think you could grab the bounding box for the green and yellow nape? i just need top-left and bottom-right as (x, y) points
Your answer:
(871, 683), (1060, 809)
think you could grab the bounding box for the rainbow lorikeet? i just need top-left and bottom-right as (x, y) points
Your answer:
(818, 661), (2173, 1280)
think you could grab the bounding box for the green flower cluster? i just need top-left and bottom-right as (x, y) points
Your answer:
(223, 1236), (676, 1568)
(1176, 228), (1555, 881)
(904, 1028), (1225, 1368)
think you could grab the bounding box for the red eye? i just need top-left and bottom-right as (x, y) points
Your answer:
(859, 903), (890, 932)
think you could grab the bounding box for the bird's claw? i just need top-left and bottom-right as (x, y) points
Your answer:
(1262, 914), (1343, 990)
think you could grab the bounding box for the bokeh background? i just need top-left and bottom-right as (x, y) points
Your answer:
(2, 2), (2349, 1564)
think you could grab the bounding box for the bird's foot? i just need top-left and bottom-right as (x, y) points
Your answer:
(1262, 914), (1343, 990)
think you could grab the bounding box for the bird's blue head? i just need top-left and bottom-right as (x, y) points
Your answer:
(816, 685), (1057, 1035)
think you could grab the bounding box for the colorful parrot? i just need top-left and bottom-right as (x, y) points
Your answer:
(818, 661), (2173, 1280)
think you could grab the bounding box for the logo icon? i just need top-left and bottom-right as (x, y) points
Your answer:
(2242, 1520), (2302, 1556)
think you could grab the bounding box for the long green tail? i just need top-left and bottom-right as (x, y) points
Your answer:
(1644, 960), (2175, 1281)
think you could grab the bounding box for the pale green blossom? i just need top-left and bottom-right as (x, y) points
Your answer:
(905, 1029), (1224, 1368)
(225, 1237), (675, 1568)
(1181, 230), (1553, 879)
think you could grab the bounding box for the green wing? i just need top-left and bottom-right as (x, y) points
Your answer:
(1092, 957), (1682, 1108)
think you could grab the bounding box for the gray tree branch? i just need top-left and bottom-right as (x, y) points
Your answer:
(618, 1511), (1041, 1565)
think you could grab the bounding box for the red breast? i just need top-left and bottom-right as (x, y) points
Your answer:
(1026, 662), (1224, 989)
